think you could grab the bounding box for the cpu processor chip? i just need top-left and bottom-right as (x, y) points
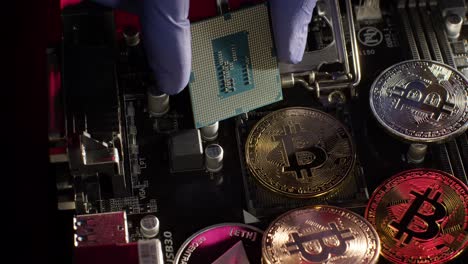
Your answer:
(189, 3), (283, 128)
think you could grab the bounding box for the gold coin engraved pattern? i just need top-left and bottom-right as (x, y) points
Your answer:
(246, 107), (355, 198)
(365, 169), (468, 263)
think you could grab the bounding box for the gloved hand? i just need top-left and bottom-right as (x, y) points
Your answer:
(93, 0), (317, 95)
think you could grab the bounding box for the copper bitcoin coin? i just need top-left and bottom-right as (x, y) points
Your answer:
(365, 169), (468, 263)
(246, 107), (355, 198)
(262, 205), (380, 264)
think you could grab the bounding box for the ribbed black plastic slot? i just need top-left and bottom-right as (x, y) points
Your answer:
(433, 144), (454, 175)
(446, 140), (467, 183)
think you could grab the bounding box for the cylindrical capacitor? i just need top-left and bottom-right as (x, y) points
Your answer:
(123, 27), (141, 47)
(407, 143), (428, 164)
(148, 90), (170, 117)
(280, 74), (295, 88)
(200, 122), (219, 141)
(445, 14), (463, 39)
(205, 144), (224, 172)
(140, 215), (160, 238)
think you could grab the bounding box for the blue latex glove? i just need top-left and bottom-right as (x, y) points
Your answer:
(93, 0), (317, 95)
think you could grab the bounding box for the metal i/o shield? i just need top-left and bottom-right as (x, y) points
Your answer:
(189, 4), (283, 128)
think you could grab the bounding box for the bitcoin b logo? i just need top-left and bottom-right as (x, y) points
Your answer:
(273, 123), (327, 179)
(390, 188), (446, 244)
(389, 80), (455, 120)
(285, 222), (354, 262)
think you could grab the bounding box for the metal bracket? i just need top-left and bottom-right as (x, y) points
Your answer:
(280, 0), (361, 98)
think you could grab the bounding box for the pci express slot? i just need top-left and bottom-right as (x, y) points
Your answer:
(408, 0), (432, 60)
(432, 144), (454, 176)
(425, 2), (467, 182)
(398, 0), (420, 59)
(446, 139), (468, 183)
(440, 140), (468, 183)
(417, 1), (444, 62)
(421, 2), (465, 182)
(428, 1), (456, 67)
(456, 133), (468, 177)
(398, 0), (457, 64)
(397, 0), (467, 183)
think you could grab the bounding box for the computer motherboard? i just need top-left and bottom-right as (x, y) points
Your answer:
(49, 0), (468, 263)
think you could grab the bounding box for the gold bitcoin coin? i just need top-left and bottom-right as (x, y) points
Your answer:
(246, 107), (355, 198)
(262, 205), (381, 264)
(365, 169), (468, 263)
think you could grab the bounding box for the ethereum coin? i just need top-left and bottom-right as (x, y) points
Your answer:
(174, 223), (263, 264)
(262, 205), (380, 264)
(246, 107), (355, 198)
(365, 169), (468, 263)
(370, 60), (468, 143)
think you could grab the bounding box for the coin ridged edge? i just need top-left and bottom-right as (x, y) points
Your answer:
(174, 223), (263, 264)
(245, 107), (356, 198)
(369, 59), (468, 143)
(262, 205), (381, 264)
(364, 168), (468, 264)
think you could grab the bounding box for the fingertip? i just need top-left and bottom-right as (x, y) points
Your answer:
(287, 55), (303, 65)
(270, 0), (317, 64)
(276, 48), (303, 64)
(155, 70), (190, 95)
(141, 0), (191, 95)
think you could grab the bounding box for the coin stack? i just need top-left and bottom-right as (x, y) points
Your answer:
(365, 168), (468, 263)
(245, 107), (356, 199)
(262, 205), (381, 264)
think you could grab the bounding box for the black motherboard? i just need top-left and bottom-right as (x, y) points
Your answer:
(49, 0), (468, 263)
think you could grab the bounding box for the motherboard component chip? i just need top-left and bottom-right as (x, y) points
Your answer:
(189, 4), (283, 128)
(169, 129), (204, 172)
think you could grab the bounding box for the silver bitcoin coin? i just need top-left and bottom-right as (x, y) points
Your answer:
(370, 60), (468, 143)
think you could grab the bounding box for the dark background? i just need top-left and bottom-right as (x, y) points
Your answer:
(15, 0), (51, 263)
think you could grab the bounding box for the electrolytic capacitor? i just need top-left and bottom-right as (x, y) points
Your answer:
(148, 90), (170, 117)
(123, 27), (141, 47)
(140, 215), (160, 238)
(406, 143), (428, 164)
(205, 144), (224, 172)
(445, 14), (463, 39)
(200, 122), (219, 141)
